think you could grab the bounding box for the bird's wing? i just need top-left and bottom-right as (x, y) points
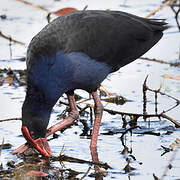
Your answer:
(60, 10), (166, 70)
(27, 10), (167, 71)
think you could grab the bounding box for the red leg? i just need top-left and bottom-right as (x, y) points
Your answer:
(90, 91), (103, 149)
(46, 95), (79, 137)
(90, 91), (103, 165)
(12, 94), (79, 155)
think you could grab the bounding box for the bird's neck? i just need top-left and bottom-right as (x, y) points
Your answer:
(24, 85), (54, 113)
(22, 52), (75, 137)
(22, 86), (53, 138)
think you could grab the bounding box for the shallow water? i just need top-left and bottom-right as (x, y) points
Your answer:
(0, 0), (180, 179)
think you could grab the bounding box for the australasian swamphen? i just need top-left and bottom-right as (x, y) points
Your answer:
(14, 10), (168, 157)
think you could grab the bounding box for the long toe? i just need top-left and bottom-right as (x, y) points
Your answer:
(34, 138), (52, 157)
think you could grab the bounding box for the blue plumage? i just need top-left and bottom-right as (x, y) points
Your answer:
(66, 52), (112, 92)
(28, 50), (111, 105)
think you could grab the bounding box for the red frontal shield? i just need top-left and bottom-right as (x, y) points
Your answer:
(21, 126), (52, 157)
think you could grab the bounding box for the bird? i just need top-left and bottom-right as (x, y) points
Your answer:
(13, 10), (168, 157)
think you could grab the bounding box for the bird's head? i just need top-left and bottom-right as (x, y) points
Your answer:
(21, 97), (52, 157)
(21, 126), (52, 157)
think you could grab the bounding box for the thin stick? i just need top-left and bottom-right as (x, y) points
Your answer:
(80, 166), (92, 180)
(77, 98), (91, 104)
(0, 31), (25, 45)
(143, 75), (148, 121)
(51, 155), (111, 169)
(140, 57), (180, 67)
(9, 37), (12, 59)
(146, 87), (180, 111)
(82, 5), (88, 11)
(161, 114), (180, 128)
(145, 0), (176, 18)
(15, 0), (48, 12)
(0, 138), (4, 156)
(120, 126), (141, 140)
(0, 118), (22, 123)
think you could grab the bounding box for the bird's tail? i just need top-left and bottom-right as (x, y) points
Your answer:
(148, 19), (170, 31)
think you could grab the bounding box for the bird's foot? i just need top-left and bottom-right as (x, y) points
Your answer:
(21, 126), (52, 157)
(32, 137), (52, 157)
(12, 138), (52, 157)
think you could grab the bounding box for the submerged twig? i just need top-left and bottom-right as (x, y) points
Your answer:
(120, 126), (141, 141)
(0, 138), (4, 156)
(51, 155), (111, 169)
(80, 166), (92, 180)
(143, 75), (148, 120)
(9, 37), (12, 59)
(161, 114), (180, 128)
(161, 145), (172, 156)
(145, 86), (180, 114)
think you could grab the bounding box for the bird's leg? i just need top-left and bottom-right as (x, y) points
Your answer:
(90, 91), (103, 150)
(90, 91), (103, 166)
(46, 94), (79, 137)
(12, 94), (79, 155)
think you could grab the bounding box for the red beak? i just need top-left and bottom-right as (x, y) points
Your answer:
(21, 126), (52, 157)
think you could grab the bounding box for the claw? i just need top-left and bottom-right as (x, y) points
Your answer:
(33, 137), (52, 157)
(21, 126), (52, 157)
